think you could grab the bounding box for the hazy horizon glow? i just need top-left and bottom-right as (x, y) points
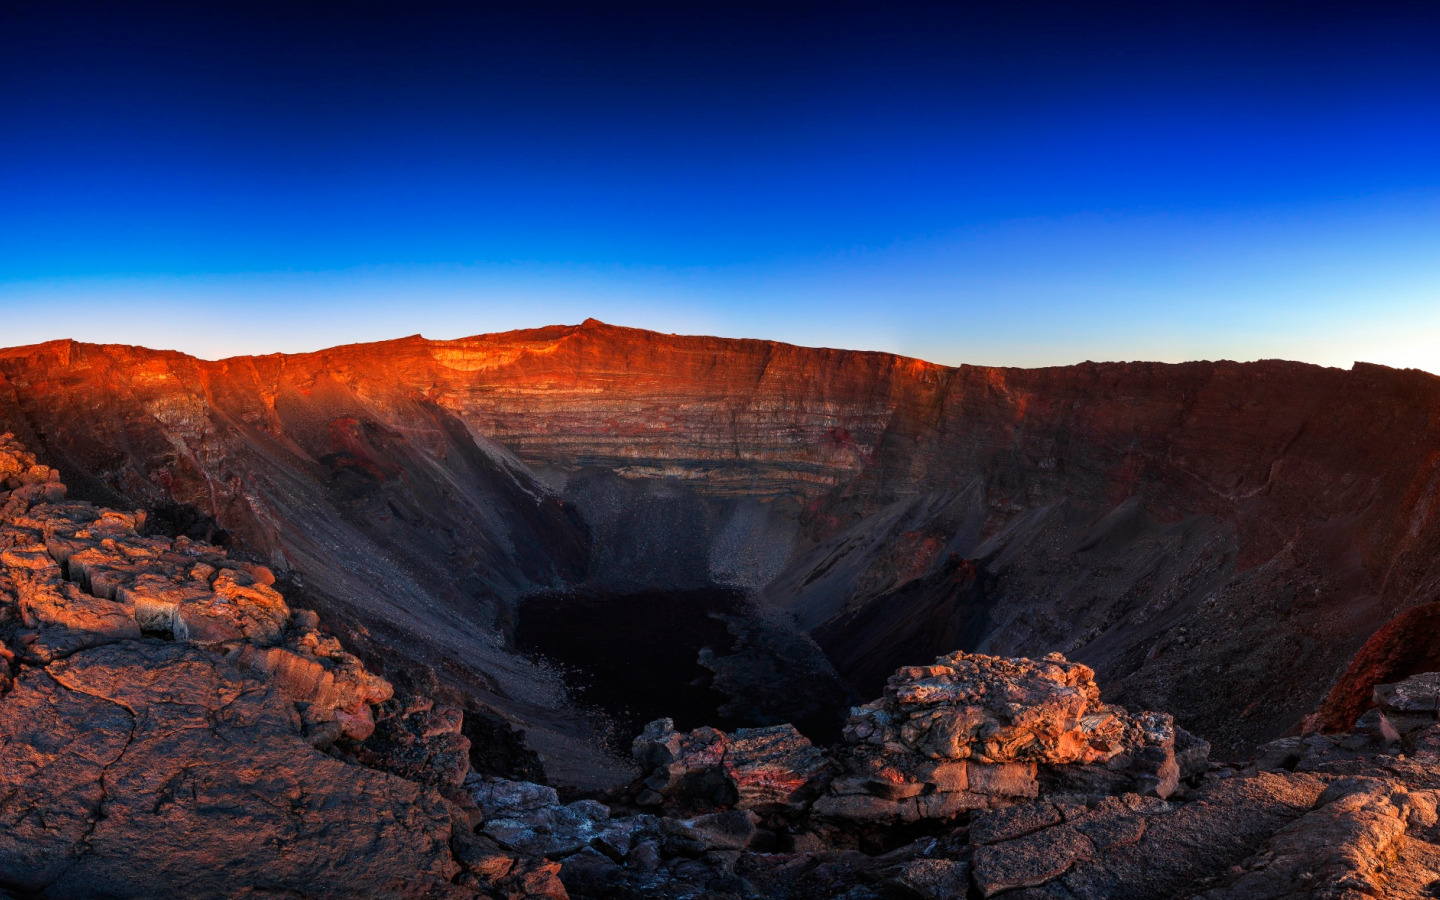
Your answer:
(4, 3), (1440, 373)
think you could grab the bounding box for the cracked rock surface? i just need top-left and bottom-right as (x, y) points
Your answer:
(0, 435), (471, 898)
(1, 643), (459, 898)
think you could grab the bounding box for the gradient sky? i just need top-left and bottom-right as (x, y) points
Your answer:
(3, 1), (1440, 371)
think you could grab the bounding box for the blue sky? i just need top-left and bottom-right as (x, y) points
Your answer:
(3, 2), (1439, 371)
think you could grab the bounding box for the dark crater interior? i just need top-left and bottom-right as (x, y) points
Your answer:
(516, 587), (749, 740)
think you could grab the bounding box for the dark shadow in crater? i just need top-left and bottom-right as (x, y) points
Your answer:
(516, 587), (747, 742)
(517, 586), (854, 748)
(813, 554), (996, 700)
(141, 501), (232, 546)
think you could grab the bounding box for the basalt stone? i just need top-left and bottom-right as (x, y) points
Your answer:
(886, 858), (971, 900)
(0, 642), (462, 899)
(724, 724), (831, 813)
(972, 824), (1094, 897)
(814, 651), (1189, 821)
(971, 802), (1064, 846)
(675, 810), (759, 851)
(1374, 672), (1440, 715)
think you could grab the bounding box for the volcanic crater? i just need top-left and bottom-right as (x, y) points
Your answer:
(4, 321), (1440, 898)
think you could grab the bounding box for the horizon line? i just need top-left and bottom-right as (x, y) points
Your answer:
(1, 318), (1429, 380)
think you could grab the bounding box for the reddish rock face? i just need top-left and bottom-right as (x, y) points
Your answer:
(3, 319), (1440, 760)
(1314, 602), (1440, 733)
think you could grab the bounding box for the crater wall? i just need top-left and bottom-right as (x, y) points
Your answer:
(4, 321), (1440, 761)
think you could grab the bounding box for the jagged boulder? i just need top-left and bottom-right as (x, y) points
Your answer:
(629, 650), (1203, 835)
(812, 651), (1190, 825)
(1366, 671), (1440, 758)
(632, 719), (831, 813)
(1285, 670), (1440, 765)
(237, 613), (388, 742)
(844, 652), (1107, 764)
(352, 693), (473, 785)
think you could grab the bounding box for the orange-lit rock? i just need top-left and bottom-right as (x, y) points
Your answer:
(0, 435), (480, 897)
(3, 323), (1440, 764)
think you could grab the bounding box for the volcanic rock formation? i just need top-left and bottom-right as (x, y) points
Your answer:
(0, 435), (469, 896)
(3, 321), (1440, 772)
(7, 430), (1440, 897)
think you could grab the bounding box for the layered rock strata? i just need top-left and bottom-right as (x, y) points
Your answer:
(5, 322), (1440, 768)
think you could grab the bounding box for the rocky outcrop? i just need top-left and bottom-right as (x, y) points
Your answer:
(833, 651), (1190, 812)
(0, 642), (463, 899)
(626, 649), (1192, 833)
(631, 720), (832, 814)
(7, 485), (391, 742)
(426, 645), (1440, 899)
(1195, 776), (1422, 900)
(0, 435), (484, 898)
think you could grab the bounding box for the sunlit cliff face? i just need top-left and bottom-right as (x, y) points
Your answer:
(4, 319), (1440, 770)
